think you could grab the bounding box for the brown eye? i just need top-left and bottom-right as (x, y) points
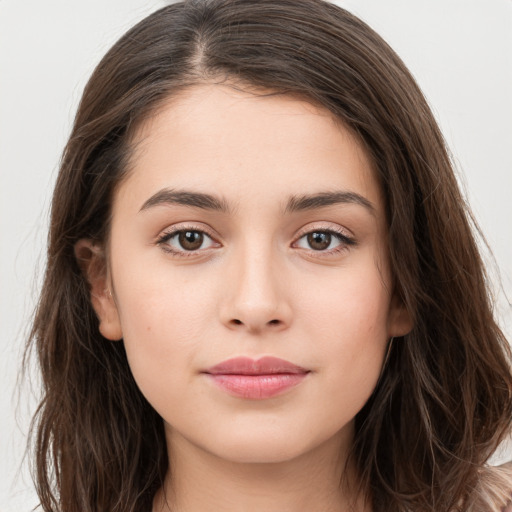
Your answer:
(157, 228), (217, 254)
(294, 228), (355, 254)
(178, 231), (204, 251)
(307, 232), (331, 250)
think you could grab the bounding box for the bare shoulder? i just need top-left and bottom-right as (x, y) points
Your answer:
(462, 462), (512, 511)
(474, 462), (512, 511)
(501, 461), (512, 511)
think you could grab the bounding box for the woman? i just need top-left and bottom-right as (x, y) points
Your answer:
(26, 0), (512, 510)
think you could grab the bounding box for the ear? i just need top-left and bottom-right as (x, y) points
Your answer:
(387, 292), (414, 338)
(74, 239), (123, 341)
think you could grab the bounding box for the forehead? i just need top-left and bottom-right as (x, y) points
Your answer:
(116, 83), (383, 215)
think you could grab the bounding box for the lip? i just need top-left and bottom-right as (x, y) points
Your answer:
(206, 356), (308, 375)
(203, 356), (310, 399)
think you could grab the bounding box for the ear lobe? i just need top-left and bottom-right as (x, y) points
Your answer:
(74, 239), (123, 341)
(388, 293), (414, 338)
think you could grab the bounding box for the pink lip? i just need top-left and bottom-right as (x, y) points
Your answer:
(203, 356), (310, 399)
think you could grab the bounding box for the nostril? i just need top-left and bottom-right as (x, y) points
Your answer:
(227, 318), (283, 329)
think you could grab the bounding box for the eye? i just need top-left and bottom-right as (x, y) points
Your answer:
(157, 228), (218, 254)
(294, 229), (355, 253)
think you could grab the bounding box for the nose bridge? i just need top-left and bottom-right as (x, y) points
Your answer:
(221, 234), (291, 332)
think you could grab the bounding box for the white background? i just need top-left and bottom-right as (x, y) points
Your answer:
(1, 1), (511, 510)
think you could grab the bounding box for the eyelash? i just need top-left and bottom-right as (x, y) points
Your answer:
(155, 225), (356, 258)
(293, 226), (356, 255)
(156, 224), (219, 258)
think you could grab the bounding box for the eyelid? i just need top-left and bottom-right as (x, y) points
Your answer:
(155, 223), (221, 255)
(294, 222), (354, 240)
(154, 221), (356, 257)
(291, 223), (357, 254)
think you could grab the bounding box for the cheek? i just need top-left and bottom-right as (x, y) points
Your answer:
(301, 262), (391, 339)
(113, 246), (217, 336)
(110, 257), (219, 400)
(300, 264), (391, 394)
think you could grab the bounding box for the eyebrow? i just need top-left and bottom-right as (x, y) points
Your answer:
(139, 188), (232, 213)
(139, 188), (375, 216)
(284, 191), (375, 215)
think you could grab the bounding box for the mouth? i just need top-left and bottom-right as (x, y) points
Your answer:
(203, 356), (310, 399)
(205, 356), (309, 375)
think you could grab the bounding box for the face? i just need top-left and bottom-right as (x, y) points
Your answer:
(82, 84), (411, 464)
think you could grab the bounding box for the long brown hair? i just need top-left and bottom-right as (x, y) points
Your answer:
(26, 1), (512, 511)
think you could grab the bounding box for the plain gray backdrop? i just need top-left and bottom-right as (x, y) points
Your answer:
(1, 1), (511, 510)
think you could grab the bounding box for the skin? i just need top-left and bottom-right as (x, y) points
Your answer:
(77, 84), (412, 512)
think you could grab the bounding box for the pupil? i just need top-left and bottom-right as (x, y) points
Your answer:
(308, 232), (331, 250)
(179, 231), (203, 250)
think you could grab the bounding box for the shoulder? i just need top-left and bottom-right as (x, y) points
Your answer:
(469, 462), (512, 511)
(500, 462), (512, 511)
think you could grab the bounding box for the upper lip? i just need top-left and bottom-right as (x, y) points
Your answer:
(204, 356), (309, 375)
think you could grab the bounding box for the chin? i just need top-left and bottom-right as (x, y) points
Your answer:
(202, 429), (332, 465)
(215, 444), (307, 464)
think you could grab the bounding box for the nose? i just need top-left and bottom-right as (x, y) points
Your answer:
(219, 244), (292, 333)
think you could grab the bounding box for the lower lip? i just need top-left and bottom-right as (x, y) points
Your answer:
(206, 373), (308, 399)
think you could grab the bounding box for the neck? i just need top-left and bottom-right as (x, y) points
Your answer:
(153, 425), (370, 512)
